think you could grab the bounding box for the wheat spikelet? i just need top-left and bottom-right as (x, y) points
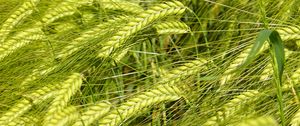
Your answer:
(0, 0), (40, 43)
(97, 0), (144, 14)
(73, 101), (111, 126)
(203, 90), (260, 125)
(277, 26), (300, 41)
(43, 73), (82, 125)
(220, 42), (269, 85)
(98, 84), (182, 126)
(260, 49), (292, 81)
(97, 0), (186, 58)
(0, 27), (44, 61)
(45, 106), (79, 126)
(7, 116), (38, 126)
(154, 20), (190, 34)
(0, 84), (59, 125)
(56, 16), (129, 59)
(233, 116), (278, 126)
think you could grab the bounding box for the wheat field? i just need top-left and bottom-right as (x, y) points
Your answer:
(1, 0), (300, 125)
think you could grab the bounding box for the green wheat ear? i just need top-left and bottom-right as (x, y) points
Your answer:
(0, 84), (59, 125)
(97, 0), (186, 58)
(277, 26), (300, 41)
(203, 90), (260, 125)
(97, 0), (144, 14)
(73, 101), (111, 126)
(45, 105), (79, 126)
(153, 20), (190, 34)
(7, 116), (38, 126)
(98, 84), (182, 126)
(43, 73), (82, 125)
(0, 0), (40, 43)
(233, 116), (278, 126)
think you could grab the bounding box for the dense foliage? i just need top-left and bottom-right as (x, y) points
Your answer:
(1, 0), (300, 125)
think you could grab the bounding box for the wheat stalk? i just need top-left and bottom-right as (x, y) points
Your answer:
(0, 0), (40, 43)
(97, 0), (186, 58)
(98, 84), (182, 126)
(73, 101), (111, 126)
(43, 73), (82, 125)
(153, 20), (190, 34)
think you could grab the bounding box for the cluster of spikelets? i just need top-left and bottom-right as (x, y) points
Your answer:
(2, 0), (300, 125)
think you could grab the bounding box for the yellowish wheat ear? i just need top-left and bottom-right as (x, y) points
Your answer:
(97, 0), (144, 14)
(277, 26), (300, 41)
(43, 73), (82, 125)
(98, 84), (182, 126)
(203, 90), (260, 125)
(45, 106), (80, 126)
(0, 84), (59, 125)
(220, 42), (269, 85)
(0, 0), (40, 43)
(154, 21), (190, 34)
(97, 0), (186, 58)
(260, 49), (292, 81)
(73, 101), (111, 126)
(291, 108), (300, 126)
(233, 116), (278, 126)
(7, 116), (38, 126)
(56, 16), (129, 59)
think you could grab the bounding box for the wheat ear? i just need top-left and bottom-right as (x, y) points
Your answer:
(7, 116), (38, 126)
(97, 0), (186, 58)
(203, 90), (260, 125)
(56, 16), (129, 59)
(0, 27), (44, 61)
(277, 26), (300, 41)
(45, 106), (79, 126)
(0, 84), (59, 125)
(98, 84), (182, 126)
(0, 0), (40, 43)
(97, 0), (144, 14)
(291, 108), (300, 126)
(260, 49), (292, 81)
(233, 116), (278, 126)
(73, 102), (111, 126)
(43, 73), (82, 125)
(153, 20), (190, 34)
(220, 42), (269, 85)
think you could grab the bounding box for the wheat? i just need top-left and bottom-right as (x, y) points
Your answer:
(43, 73), (82, 125)
(73, 101), (111, 126)
(46, 105), (79, 126)
(56, 16), (129, 59)
(291, 108), (300, 126)
(260, 49), (292, 81)
(233, 116), (278, 126)
(0, 0), (40, 43)
(97, 0), (144, 14)
(220, 42), (269, 85)
(97, 0), (186, 58)
(98, 84), (182, 126)
(153, 20), (190, 34)
(277, 26), (300, 41)
(203, 90), (260, 125)
(0, 84), (59, 125)
(7, 116), (38, 126)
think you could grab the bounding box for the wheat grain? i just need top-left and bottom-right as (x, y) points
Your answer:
(43, 73), (82, 125)
(98, 84), (182, 126)
(154, 20), (190, 34)
(97, 0), (186, 58)
(74, 101), (111, 126)
(0, 0), (40, 43)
